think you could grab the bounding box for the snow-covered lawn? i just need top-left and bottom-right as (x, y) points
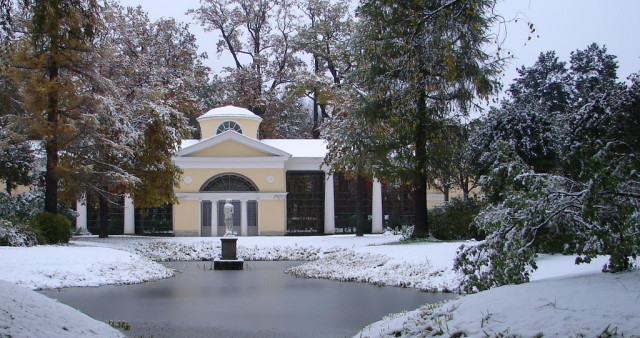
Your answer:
(0, 280), (125, 337)
(0, 234), (638, 337)
(0, 246), (173, 290)
(357, 270), (640, 337)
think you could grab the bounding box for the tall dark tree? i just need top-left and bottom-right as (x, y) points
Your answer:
(337, 0), (504, 238)
(509, 51), (571, 114)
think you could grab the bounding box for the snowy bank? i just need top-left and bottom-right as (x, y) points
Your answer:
(0, 280), (124, 337)
(356, 269), (640, 337)
(70, 234), (402, 261)
(0, 246), (173, 290)
(287, 242), (464, 292)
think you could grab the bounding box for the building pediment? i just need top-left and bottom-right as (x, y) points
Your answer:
(176, 131), (292, 158)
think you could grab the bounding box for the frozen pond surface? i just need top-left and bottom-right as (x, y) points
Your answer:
(41, 261), (454, 337)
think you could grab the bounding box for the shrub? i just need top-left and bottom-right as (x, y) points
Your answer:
(0, 190), (44, 221)
(384, 224), (414, 240)
(428, 198), (485, 240)
(31, 212), (72, 244)
(0, 218), (40, 246)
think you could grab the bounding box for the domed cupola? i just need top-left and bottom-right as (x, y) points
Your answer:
(197, 105), (263, 140)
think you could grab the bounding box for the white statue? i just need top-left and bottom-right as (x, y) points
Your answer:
(223, 198), (234, 237)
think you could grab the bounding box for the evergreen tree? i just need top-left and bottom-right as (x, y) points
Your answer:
(7, 0), (100, 214)
(338, 0), (503, 238)
(457, 45), (640, 292)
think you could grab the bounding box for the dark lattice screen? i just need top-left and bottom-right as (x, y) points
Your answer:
(135, 204), (173, 236)
(286, 172), (325, 235)
(333, 174), (372, 234)
(86, 194), (124, 235)
(382, 183), (415, 228)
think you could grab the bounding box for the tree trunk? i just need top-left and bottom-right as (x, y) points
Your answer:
(412, 93), (429, 238)
(98, 193), (109, 238)
(312, 88), (321, 139)
(355, 174), (365, 237)
(443, 185), (450, 202)
(312, 56), (322, 139)
(44, 64), (59, 215)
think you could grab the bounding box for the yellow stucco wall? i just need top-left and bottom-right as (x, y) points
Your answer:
(174, 165), (287, 236)
(258, 200), (286, 235)
(173, 200), (200, 237)
(186, 140), (274, 157)
(199, 118), (261, 139)
(177, 168), (286, 193)
(0, 181), (30, 195)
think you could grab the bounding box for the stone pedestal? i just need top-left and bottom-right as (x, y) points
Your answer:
(214, 237), (244, 270)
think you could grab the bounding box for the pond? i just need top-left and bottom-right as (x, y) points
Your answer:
(41, 261), (455, 337)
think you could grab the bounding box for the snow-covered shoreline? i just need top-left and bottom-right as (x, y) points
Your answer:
(1, 235), (638, 337)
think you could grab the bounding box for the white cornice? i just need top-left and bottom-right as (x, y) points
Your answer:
(173, 156), (287, 169)
(177, 192), (288, 201)
(284, 157), (325, 171)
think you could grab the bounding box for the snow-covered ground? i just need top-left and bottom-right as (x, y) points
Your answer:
(1, 234), (638, 337)
(0, 280), (125, 337)
(357, 270), (640, 337)
(0, 246), (173, 290)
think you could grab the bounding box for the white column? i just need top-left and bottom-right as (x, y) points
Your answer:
(123, 195), (135, 235)
(372, 179), (383, 234)
(75, 198), (87, 232)
(241, 200), (248, 236)
(211, 200), (218, 237)
(324, 173), (335, 234)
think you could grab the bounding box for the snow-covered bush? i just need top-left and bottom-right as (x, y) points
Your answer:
(0, 190), (44, 221)
(384, 225), (414, 240)
(0, 218), (39, 246)
(455, 158), (640, 292)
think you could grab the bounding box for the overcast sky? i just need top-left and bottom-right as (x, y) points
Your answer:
(118, 0), (640, 92)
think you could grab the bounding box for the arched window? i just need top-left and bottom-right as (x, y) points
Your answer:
(216, 121), (243, 134)
(200, 174), (258, 192)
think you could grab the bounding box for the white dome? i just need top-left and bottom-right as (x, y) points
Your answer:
(197, 105), (263, 122)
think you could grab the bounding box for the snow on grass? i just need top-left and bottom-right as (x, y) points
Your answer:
(0, 245), (173, 290)
(356, 269), (640, 337)
(70, 234), (402, 262)
(0, 280), (125, 337)
(287, 241), (464, 292)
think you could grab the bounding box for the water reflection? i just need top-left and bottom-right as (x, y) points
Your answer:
(41, 261), (455, 337)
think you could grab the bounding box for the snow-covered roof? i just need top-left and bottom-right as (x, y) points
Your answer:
(261, 139), (328, 158)
(179, 139), (200, 149)
(197, 105), (263, 122)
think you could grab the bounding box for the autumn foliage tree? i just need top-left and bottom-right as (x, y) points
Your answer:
(3, 1), (207, 237)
